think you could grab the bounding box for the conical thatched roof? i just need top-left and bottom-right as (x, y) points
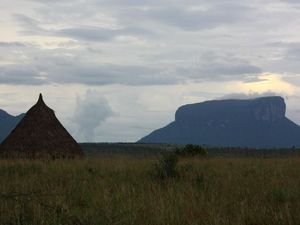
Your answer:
(0, 94), (84, 159)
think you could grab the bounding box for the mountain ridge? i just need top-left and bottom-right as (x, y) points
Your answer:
(0, 109), (24, 143)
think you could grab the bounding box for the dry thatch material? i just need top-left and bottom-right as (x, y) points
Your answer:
(0, 94), (84, 159)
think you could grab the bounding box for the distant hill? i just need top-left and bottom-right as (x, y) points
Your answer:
(0, 109), (24, 143)
(138, 96), (300, 148)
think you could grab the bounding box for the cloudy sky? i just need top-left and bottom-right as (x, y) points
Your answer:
(1, 0), (300, 142)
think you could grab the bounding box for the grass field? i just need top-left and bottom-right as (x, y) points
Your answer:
(1, 155), (300, 225)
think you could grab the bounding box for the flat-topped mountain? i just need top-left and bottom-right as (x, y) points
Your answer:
(0, 109), (24, 143)
(138, 96), (300, 148)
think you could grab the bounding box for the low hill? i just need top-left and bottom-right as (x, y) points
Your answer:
(138, 96), (300, 148)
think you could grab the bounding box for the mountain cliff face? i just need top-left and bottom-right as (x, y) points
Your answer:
(0, 109), (24, 143)
(138, 96), (300, 148)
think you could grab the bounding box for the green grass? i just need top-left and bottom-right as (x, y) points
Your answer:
(1, 156), (300, 225)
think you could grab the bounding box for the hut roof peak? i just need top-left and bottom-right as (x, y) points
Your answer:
(31, 93), (53, 113)
(37, 93), (44, 103)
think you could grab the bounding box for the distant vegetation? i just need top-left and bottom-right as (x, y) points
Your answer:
(80, 143), (176, 156)
(175, 144), (208, 157)
(80, 143), (299, 158)
(1, 154), (300, 224)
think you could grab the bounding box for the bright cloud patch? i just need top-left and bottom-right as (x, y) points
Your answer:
(239, 73), (295, 95)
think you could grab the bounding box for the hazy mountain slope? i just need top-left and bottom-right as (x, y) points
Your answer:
(0, 109), (24, 143)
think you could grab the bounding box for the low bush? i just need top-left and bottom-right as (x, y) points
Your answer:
(175, 144), (208, 157)
(152, 152), (179, 179)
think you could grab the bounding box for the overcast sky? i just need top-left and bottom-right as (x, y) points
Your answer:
(1, 0), (300, 142)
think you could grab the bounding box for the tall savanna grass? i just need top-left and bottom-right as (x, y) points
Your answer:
(1, 156), (300, 225)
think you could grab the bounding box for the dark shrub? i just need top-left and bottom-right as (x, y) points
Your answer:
(153, 152), (179, 179)
(175, 144), (208, 157)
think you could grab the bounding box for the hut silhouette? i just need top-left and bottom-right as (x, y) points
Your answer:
(0, 94), (84, 159)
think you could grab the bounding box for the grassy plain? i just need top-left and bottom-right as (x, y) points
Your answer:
(1, 155), (300, 225)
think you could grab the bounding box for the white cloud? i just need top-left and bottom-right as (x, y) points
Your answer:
(72, 90), (114, 142)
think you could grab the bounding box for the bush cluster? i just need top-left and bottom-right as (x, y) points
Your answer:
(153, 152), (179, 179)
(175, 144), (208, 157)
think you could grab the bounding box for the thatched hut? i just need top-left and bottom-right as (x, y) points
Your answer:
(0, 94), (84, 159)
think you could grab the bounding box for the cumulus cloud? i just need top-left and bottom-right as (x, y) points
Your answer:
(72, 90), (114, 142)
